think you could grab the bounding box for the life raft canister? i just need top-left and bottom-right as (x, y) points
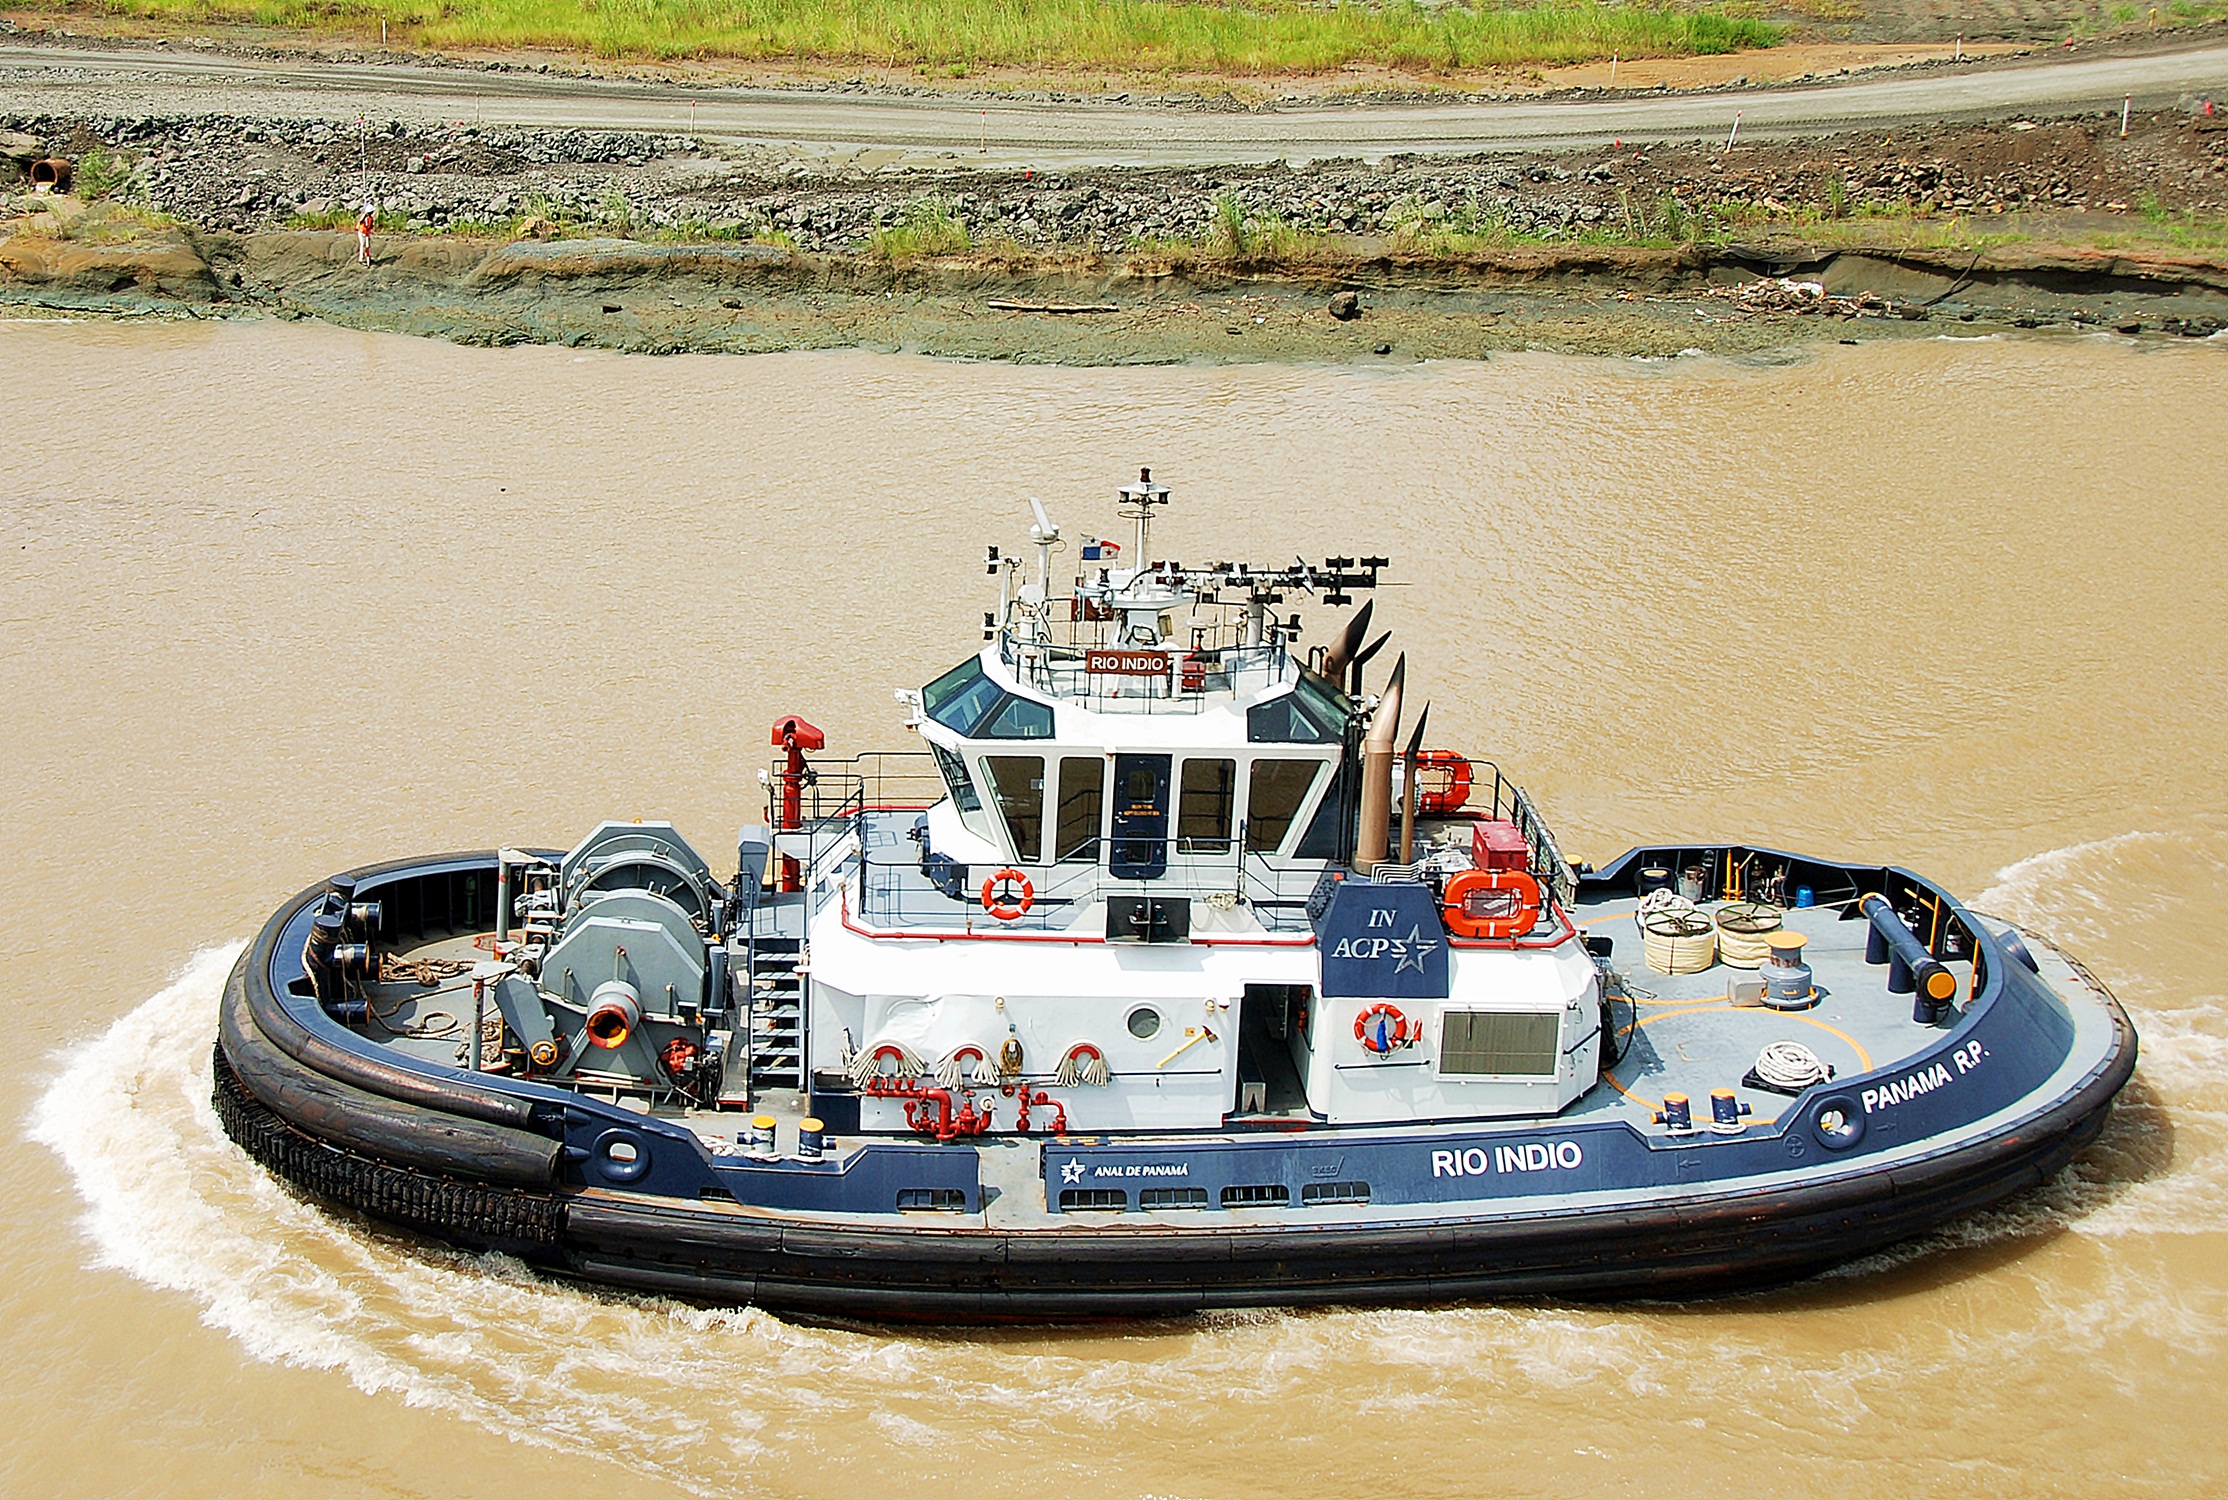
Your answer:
(981, 868), (1034, 921)
(1442, 868), (1544, 940)
(1411, 750), (1474, 814)
(1354, 1003), (1415, 1055)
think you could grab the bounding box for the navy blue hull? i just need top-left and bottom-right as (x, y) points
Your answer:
(212, 849), (2137, 1321)
(214, 1029), (2126, 1318)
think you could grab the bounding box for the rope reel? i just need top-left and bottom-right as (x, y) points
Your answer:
(1638, 893), (1717, 975)
(1714, 902), (1786, 968)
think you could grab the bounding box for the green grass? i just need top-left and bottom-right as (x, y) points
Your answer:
(287, 204), (411, 230)
(2132, 192), (2228, 250)
(13, 198), (180, 241)
(266, 180), (2225, 266)
(63, 0), (1780, 74)
(869, 195), (972, 261)
(72, 144), (140, 200)
(2065, 0), (2228, 38)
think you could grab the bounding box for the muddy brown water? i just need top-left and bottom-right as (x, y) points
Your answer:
(1, 320), (2223, 1499)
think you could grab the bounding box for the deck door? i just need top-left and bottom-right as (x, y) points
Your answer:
(1109, 754), (1172, 879)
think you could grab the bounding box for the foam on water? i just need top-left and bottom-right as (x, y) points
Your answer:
(30, 830), (2228, 1496)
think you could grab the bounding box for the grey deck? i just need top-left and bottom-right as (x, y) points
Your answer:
(1569, 894), (1963, 1132)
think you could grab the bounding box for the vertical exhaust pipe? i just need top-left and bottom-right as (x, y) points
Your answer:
(1355, 654), (1405, 873)
(1399, 701), (1431, 866)
(1317, 598), (1374, 682)
(1346, 630), (1391, 699)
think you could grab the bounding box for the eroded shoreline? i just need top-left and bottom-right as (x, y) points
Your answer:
(7, 101), (2227, 361)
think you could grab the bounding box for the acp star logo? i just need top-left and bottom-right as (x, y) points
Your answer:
(1060, 1159), (1087, 1184)
(1394, 923), (1438, 974)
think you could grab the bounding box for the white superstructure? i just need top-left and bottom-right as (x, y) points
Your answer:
(778, 473), (1601, 1134)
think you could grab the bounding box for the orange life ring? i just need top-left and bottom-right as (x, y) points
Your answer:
(1354, 1003), (1414, 1054)
(1412, 751), (1474, 814)
(1442, 868), (1543, 940)
(980, 868), (1034, 921)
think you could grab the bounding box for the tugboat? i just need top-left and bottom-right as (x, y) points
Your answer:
(214, 471), (2137, 1319)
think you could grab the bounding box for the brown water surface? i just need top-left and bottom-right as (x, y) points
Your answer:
(1, 321), (2223, 1499)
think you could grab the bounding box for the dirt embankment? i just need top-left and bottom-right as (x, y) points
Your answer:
(5, 108), (2228, 361)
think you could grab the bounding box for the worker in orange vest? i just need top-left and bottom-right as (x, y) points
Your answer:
(356, 202), (376, 264)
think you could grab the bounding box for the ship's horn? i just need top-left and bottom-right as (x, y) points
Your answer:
(1317, 598), (1374, 681)
(1399, 701), (1431, 865)
(1355, 653), (1406, 873)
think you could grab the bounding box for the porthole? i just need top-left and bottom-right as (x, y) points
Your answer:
(1126, 1006), (1162, 1040)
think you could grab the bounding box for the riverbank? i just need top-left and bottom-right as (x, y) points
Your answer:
(6, 106), (2227, 360)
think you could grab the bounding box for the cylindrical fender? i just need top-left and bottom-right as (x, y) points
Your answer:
(245, 871), (540, 1132)
(219, 960), (559, 1187)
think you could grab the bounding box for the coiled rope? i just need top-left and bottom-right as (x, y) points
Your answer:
(1714, 902), (1785, 969)
(1752, 1041), (1830, 1092)
(380, 954), (472, 987)
(1639, 891), (1717, 975)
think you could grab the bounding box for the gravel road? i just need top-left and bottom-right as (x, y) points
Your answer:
(4, 37), (2227, 169)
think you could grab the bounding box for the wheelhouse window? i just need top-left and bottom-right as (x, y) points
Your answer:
(929, 741), (981, 813)
(1246, 759), (1323, 853)
(1247, 678), (1347, 743)
(1177, 758), (1235, 850)
(1055, 757), (1104, 862)
(983, 756), (1046, 862)
(979, 694), (1054, 738)
(923, 658), (1004, 735)
(922, 658), (1055, 738)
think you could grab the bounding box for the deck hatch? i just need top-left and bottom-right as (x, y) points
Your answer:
(1439, 1011), (1561, 1077)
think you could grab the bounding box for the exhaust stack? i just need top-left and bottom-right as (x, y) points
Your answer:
(1399, 701), (1431, 866)
(1317, 598), (1374, 682)
(1354, 653), (1406, 873)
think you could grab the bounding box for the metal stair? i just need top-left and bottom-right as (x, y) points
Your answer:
(744, 935), (806, 1095)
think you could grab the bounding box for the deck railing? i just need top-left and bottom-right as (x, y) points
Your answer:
(843, 824), (1323, 936)
(995, 631), (1297, 714)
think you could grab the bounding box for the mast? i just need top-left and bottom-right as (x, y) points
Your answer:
(1116, 467), (1170, 572)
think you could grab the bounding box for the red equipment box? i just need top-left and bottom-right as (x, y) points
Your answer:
(1472, 820), (1529, 872)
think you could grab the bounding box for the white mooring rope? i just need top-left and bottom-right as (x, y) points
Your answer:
(1753, 1040), (1830, 1092)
